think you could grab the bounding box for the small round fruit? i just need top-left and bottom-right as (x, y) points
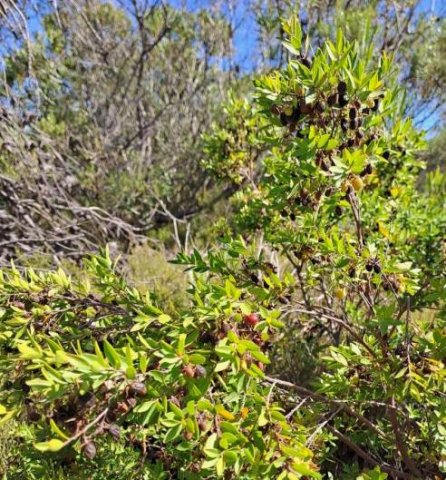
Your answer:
(244, 313), (259, 327)
(182, 364), (195, 378)
(82, 441), (97, 460)
(116, 401), (129, 414)
(351, 176), (364, 191)
(198, 418), (208, 432)
(337, 81), (347, 95)
(108, 424), (120, 440)
(334, 287), (347, 300)
(129, 382), (147, 397)
(195, 365), (207, 378)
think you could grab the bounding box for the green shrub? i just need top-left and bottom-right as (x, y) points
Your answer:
(0, 17), (445, 480)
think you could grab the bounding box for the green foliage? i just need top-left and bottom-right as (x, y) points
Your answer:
(0, 245), (319, 479)
(0, 11), (445, 480)
(203, 17), (446, 477)
(202, 94), (269, 184)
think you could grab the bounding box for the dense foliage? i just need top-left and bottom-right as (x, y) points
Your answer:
(0, 2), (445, 480)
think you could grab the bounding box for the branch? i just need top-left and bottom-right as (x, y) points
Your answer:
(264, 375), (386, 439)
(62, 408), (109, 448)
(325, 425), (413, 480)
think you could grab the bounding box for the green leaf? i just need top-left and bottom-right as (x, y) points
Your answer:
(164, 424), (183, 443)
(103, 340), (121, 369)
(35, 439), (65, 452)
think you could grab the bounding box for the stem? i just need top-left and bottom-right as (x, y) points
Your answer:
(264, 375), (386, 439)
(63, 408), (109, 448)
(347, 189), (363, 248)
(388, 396), (421, 478)
(325, 425), (414, 480)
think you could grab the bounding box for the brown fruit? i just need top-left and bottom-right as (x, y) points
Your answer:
(183, 364), (196, 378)
(349, 107), (357, 120)
(197, 416), (208, 432)
(129, 382), (147, 397)
(299, 98), (312, 114)
(244, 313), (259, 327)
(127, 397), (137, 409)
(82, 441), (97, 460)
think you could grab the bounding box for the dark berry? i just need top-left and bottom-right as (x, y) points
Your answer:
(129, 382), (147, 397)
(337, 81), (347, 95)
(328, 93), (338, 106)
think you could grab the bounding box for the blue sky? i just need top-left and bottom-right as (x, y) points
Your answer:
(3, 0), (444, 132)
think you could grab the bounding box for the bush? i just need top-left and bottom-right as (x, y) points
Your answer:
(0, 17), (445, 479)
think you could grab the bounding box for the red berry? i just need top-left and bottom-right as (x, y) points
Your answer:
(244, 313), (259, 327)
